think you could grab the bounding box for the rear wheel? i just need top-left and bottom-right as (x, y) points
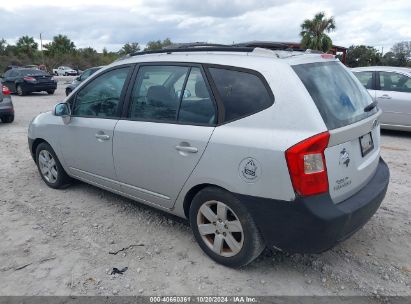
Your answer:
(189, 187), (265, 267)
(47, 90), (55, 95)
(16, 85), (25, 96)
(36, 142), (71, 189)
(1, 115), (14, 123)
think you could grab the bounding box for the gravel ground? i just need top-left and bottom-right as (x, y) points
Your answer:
(0, 77), (410, 297)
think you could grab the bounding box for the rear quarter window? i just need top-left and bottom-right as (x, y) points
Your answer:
(207, 67), (273, 123)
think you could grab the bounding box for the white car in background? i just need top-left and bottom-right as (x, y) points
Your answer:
(53, 66), (78, 76)
(352, 66), (411, 131)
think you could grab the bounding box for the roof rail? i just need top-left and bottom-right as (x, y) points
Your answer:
(130, 46), (254, 56)
(164, 42), (232, 49)
(234, 41), (324, 53)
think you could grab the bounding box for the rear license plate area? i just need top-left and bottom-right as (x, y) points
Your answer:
(359, 132), (374, 157)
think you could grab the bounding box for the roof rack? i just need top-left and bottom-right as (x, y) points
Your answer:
(164, 42), (232, 49)
(234, 41), (323, 53)
(128, 41), (324, 57)
(130, 46), (254, 56)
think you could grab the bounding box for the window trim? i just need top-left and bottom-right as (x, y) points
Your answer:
(203, 63), (275, 125)
(69, 64), (135, 120)
(121, 62), (218, 127)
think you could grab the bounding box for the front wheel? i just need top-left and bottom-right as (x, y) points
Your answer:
(36, 142), (71, 189)
(189, 187), (265, 268)
(47, 90), (55, 95)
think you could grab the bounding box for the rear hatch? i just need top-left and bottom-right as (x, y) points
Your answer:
(293, 61), (380, 203)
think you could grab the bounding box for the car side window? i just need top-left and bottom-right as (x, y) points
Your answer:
(379, 72), (411, 93)
(72, 66), (131, 118)
(178, 67), (216, 125)
(208, 67), (273, 122)
(353, 71), (373, 89)
(129, 65), (189, 122)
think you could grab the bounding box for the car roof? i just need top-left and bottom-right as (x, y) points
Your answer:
(352, 66), (411, 74)
(111, 48), (339, 70)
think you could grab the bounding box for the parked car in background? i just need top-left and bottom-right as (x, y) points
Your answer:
(352, 66), (411, 131)
(28, 45), (389, 267)
(0, 82), (14, 123)
(2, 68), (57, 96)
(53, 66), (78, 76)
(65, 66), (103, 96)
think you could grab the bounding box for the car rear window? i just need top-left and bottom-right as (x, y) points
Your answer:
(19, 69), (47, 76)
(293, 61), (377, 130)
(208, 67), (273, 123)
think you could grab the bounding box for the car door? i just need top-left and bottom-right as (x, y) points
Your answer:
(113, 64), (217, 209)
(60, 65), (133, 190)
(376, 71), (411, 126)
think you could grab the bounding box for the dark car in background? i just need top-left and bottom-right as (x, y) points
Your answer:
(2, 68), (57, 96)
(65, 66), (103, 96)
(0, 83), (14, 123)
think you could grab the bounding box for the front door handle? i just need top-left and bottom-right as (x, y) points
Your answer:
(378, 94), (391, 99)
(175, 144), (198, 153)
(95, 133), (110, 141)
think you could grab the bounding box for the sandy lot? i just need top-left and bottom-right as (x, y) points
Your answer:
(0, 77), (410, 297)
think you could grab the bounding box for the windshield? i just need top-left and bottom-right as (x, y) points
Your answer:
(293, 61), (377, 130)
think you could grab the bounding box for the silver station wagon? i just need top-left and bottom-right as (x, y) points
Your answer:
(28, 44), (389, 267)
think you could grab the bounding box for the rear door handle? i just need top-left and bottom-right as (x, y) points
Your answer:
(175, 144), (198, 153)
(378, 94), (391, 99)
(95, 133), (110, 141)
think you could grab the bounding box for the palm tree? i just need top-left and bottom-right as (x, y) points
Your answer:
(300, 12), (336, 52)
(15, 36), (38, 57)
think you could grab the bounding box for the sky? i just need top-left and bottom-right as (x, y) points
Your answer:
(1, 0), (411, 53)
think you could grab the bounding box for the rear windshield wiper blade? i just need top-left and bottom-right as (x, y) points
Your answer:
(364, 101), (378, 112)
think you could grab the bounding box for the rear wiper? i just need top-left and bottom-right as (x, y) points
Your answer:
(364, 101), (378, 112)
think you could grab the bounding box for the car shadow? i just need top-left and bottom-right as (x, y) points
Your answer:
(381, 129), (411, 139)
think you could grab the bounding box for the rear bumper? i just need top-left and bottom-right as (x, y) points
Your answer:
(236, 157), (390, 253)
(0, 105), (14, 115)
(21, 82), (57, 92)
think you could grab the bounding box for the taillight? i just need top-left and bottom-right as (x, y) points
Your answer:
(24, 76), (36, 82)
(2, 85), (11, 95)
(285, 132), (330, 196)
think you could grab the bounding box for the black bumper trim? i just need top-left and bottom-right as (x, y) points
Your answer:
(235, 157), (390, 253)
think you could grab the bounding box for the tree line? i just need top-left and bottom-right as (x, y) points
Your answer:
(299, 12), (411, 68)
(0, 35), (173, 72)
(1, 14), (410, 73)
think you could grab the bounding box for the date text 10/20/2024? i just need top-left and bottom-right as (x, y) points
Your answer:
(149, 296), (258, 303)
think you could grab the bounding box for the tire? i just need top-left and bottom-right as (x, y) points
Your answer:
(16, 85), (25, 96)
(1, 115), (14, 123)
(35, 142), (71, 189)
(47, 90), (55, 95)
(189, 187), (265, 268)
(65, 88), (72, 96)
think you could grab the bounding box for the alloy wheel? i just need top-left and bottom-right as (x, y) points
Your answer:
(38, 150), (58, 183)
(196, 200), (244, 257)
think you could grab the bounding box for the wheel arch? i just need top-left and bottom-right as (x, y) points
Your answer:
(182, 183), (228, 219)
(30, 138), (49, 160)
